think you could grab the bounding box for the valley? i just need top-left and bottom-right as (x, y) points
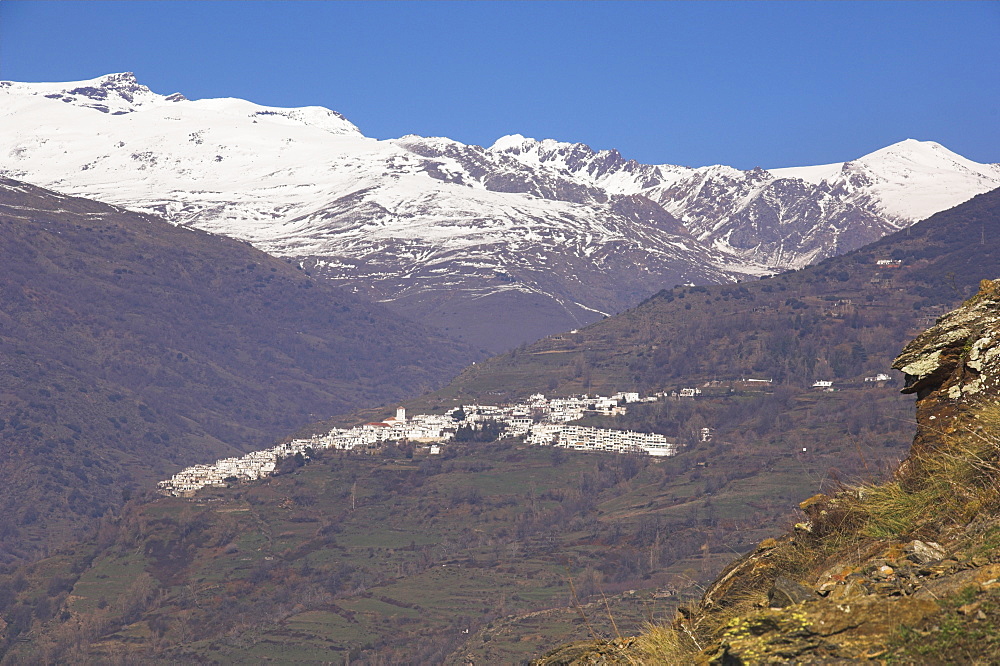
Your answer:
(0, 393), (910, 664)
(6, 184), (998, 661)
(0, 69), (998, 664)
(0, 178), (477, 564)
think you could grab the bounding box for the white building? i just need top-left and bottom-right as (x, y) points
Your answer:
(864, 373), (891, 382)
(160, 390), (677, 495)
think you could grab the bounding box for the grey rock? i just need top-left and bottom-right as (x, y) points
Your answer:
(904, 540), (947, 565)
(768, 575), (816, 608)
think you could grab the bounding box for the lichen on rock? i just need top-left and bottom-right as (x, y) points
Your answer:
(890, 278), (1000, 471)
(894, 279), (1000, 402)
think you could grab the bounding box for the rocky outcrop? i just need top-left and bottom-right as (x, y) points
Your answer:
(535, 279), (1000, 664)
(698, 542), (1000, 663)
(533, 638), (638, 666)
(695, 279), (1000, 663)
(893, 279), (1000, 469)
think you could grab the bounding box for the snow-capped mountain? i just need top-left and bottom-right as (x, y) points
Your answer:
(2, 73), (998, 351)
(488, 134), (1000, 268)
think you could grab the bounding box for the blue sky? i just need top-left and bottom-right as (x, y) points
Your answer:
(1, 1), (997, 169)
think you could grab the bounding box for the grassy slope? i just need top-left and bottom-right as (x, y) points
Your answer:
(0, 398), (913, 664)
(620, 401), (1000, 664)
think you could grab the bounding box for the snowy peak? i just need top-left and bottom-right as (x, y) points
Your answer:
(245, 106), (361, 136)
(766, 139), (993, 185)
(1, 73), (999, 351)
(0, 72), (362, 136)
(487, 133), (682, 194)
(768, 139), (1000, 221)
(0, 72), (167, 114)
(844, 139), (994, 184)
(839, 139), (1000, 220)
(851, 138), (1000, 184)
(490, 134), (631, 174)
(488, 133), (534, 153)
(859, 138), (969, 168)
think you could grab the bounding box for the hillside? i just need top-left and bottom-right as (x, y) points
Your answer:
(536, 279), (1000, 664)
(420, 186), (1000, 403)
(0, 416), (911, 664)
(0, 178), (477, 563)
(331, 189), (1000, 501)
(2, 193), (996, 664)
(3, 74), (998, 351)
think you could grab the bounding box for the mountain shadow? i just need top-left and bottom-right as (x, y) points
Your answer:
(0, 178), (478, 563)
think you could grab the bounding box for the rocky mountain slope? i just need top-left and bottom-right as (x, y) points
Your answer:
(534, 288), (1000, 660)
(0, 178), (476, 563)
(3, 73), (998, 350)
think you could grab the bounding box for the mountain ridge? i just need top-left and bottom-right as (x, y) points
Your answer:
(401, 187), (1000, 411)
(3, 73), (998, 350)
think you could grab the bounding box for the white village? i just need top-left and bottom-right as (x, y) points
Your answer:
(158, 391), (680, 496)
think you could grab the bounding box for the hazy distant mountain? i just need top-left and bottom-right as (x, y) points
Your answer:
(0, 178), (476, 562)
(3, 73), (998, 350)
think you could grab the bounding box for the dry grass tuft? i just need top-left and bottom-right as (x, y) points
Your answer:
(844, 404), (1000, 540)
(631, 622), (698, 663)
(631, 404), (1000, 660)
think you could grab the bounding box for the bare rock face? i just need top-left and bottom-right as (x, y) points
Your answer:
(893, 278), (1000, 469)
(703, 596), (940, 664)
(894, 278), (1000, 400)
(767, 575), (816, 608)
